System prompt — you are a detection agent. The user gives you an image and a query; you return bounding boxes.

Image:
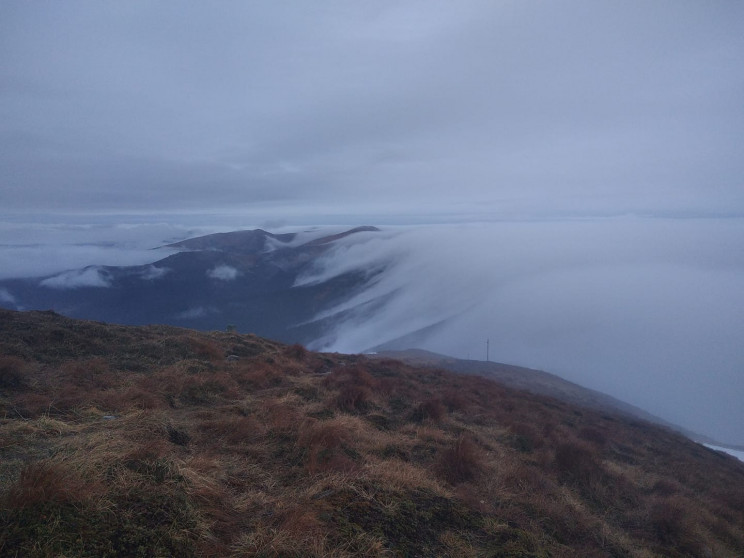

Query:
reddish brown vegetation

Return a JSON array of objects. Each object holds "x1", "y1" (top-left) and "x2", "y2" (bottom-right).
[
  {"x1": 0, "y1": 356, "x2": 29, "y2": 390},
  {"x1": 435, "y1": 435, "x2": 484, "y2": 484},
  {"x1": 5, "y1": 461, "x2": 95, "y2": 509},
  {"x1": 1, "y1": 308, "x2": 743, "y2": 557}
]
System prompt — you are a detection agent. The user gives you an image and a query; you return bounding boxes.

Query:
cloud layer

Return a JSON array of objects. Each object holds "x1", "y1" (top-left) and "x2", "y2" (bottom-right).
[
  {"x1": 40, "y1": 267, "x2": 111, "y2": 289},
  {"x1": 303, "y1": 219, "x2": 744, "y2": 445},
  {"x1": 207, "y1": 265, "x2": 240, "y2": 281},
  {"x1": 2, "y1": 2, "x2": 743, "y2": 220}
]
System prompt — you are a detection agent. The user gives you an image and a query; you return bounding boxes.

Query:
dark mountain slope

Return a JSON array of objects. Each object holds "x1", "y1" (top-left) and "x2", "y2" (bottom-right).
[
  {"x1": 0, "y1": 227, "x2": 381, "y2": 344},
  {"x1": 1, "y1": 309, "x2": 743, "y2": 557}
]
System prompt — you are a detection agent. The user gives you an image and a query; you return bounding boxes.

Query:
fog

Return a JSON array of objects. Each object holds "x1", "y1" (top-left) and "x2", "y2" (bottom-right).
[
  {"x1": 0, "y1": 221, "x2": 213, "y2": 279},
  {"x1": 300, "y1": 219, "x2": 744, "y2": 446},
  {"x1": 1, "y1": 3, "x2": 743, "y2": 445}
]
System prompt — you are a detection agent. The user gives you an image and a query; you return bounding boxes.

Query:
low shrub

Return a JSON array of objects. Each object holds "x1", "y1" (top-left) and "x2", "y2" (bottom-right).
[
  {"x1": 187, "y1": 337, "x2": 223, "y2": 361},
  {"x1": 0, "y1": 356, "x2": 29, "y2": 390},
  {"x1": 578, "y1": 426, "x2": 607, "y2": 447},
  {"x1": 440, "y1": 388, "x2": 470, "y2": 412},
  {"x1": 435, "y1": 435, "x2": 483, "y2": 485},
  {"x1": 647, "y1": 496, "x2": 705, "y2": 554},
  {"x1": 3, "y1": 461, "x2": 95, "y2": 510},
  {"x1": 509, "y1": 422, "x2": 543, "y2": 453},
  {"x1": 285, "y1": 343, "x2": 308, "y2": 362},
  {"x1": 411, "y1": 397, "x2": 446, "y2": 423},
  {"x1": 553, "y1": 439, "x2": 603, "y2": 486},
  {"x1": 298, "y1": 421, "x2": 357, "y2": 474},
  {"x1": 335, "y1": 384, "x2": 372, "y2": 413}
]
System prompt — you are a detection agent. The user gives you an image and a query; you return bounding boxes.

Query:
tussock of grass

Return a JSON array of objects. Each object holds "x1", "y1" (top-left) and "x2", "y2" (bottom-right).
[{"x1": 1, "y1": 308, "x2": 743, "y2": 557}]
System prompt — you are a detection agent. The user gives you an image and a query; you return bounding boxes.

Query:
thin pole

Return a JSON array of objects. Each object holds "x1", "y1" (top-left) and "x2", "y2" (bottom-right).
[{"x1": 486, "y1": 339, "x2": 489, "y2": 362}]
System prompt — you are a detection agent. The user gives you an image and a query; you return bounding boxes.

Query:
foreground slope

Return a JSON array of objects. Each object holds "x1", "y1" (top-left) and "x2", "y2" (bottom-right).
[
  {"x1": 1, "y1": 309, "x2": 743, "y2": 557},
  {"x1": 377, "y1": 349, "x2": 707, "y2": 442}
]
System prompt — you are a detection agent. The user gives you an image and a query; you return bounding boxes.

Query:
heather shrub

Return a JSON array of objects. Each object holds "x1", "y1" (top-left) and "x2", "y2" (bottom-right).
[
  {"x1": 197, "y1": 415, "x2": 261, "y2": 445},
  {"x1": 232, "y1": 361, "x2": 284, "y2": 389},
  {"x1": 4, "y1": 461, "x2": 95, "y2": 509},
  {"x1": 11, "y1": 391, "x2": 53, "y2": 418},
  {"x1": 651, "y1": 478, "x2": 679, "y2": 496},
  {"x1": 167, "y1": 424, "x2": 191, "y2": 446},
  {"x1": 187, "y1": 336, "x2": 223, "y2": 361},
  {"x1": 411, "y1": 397, "x2": 446, "y2": 423},
  {"x1": 0, "y1": 356, "x2": 29, "y2": 390},
  {"x1": 335, "y1": 384, "x2": 372, "y2": 413},
  {"x1": 99, "y1": 385, "x2": 164, "y2": 411},
  {"x1": 323, "y1": 365, "x2": 377, "y2": 390},
  {"x1": 578, "y1": 426, "x2": 607, "y2": 447},
  {"x1": 284, "y1": 343, "x2": 308, "y2": 362},
  {"x1": 262, "y1": 398, "x2": 301, "y2": 435},
  {"x1": 435, "y1": 435, "x2": 483, "y2": 484},
  {"x1": 509, "y1": 421, "x2": 542, "y2": 453},
  {"x1": 440, "y1": 388, "x2": 470, "y2": 412},
  {"x1": 647, "y1": 496, "x2": 704, "y2": 554},
  {"x1": 298, "y1": 420, "x2": 356, "y2": 473},
  {"x1": 553, "y1": 439, "x2": 603, "y2": 486}
]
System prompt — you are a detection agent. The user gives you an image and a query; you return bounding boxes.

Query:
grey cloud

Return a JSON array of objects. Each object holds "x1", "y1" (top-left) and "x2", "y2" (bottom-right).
[
  {"x1": 0, "y1": 221, "x2": 199, "y2": 279},
  {"x1": 207, "y1": 265, "x2": 239, "y2": 281},
  {"x1": 1, "y1": 2, "x2": 742, "y2": 218},
  {"x1": 40, "y1": 267, "x2": 112, "y2": 289},
  {"x1": 305, "y1": 219, "x2": 744, "y2": 445},
  {"x1": 139, "y1": 266, "x2": 170, "y2": 280},
  {"x1": 175, "y1": 306, "x2": 219, "y2": 320},
  {"x1": 0, "y1": 288, "x2": 17, "y2": 307},
  {"x1": 1, "y1": 1, "x2": 743, "y2": 448}
]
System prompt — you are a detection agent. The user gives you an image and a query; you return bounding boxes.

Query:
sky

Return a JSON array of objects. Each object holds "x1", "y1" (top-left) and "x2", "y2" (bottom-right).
[
  {"x1": 1, "y1": 3, "x2": 743, "y2": 444},
  {"x1": 2, "y1": 1, "x2": 743, "y2": 221}
]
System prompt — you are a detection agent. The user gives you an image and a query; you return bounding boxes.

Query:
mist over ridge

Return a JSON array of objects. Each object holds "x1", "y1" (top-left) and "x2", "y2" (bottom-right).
[{"x1": 298, "y1": 218, "x2": 744, "y2": 446}]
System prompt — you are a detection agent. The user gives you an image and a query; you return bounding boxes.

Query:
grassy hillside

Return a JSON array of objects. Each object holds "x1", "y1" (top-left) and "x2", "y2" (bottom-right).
[{"x1": 1, "y1": 309, "x2": 743, "y2": 557}]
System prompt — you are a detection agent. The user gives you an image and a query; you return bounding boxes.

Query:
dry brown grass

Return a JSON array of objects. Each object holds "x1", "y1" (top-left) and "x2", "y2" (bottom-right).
[
  {"x1": 1, "y1": 308, "x2": 743, "y2": 557},
  {"x1": 435, "y1": 435, "x2": 485, "y2": 485}
]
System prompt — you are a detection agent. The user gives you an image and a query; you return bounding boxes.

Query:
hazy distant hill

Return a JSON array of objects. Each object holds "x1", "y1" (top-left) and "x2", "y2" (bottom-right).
[
  {"x1": 1, "y1": 309, "x2": 743, "y2": 556},
  {"x1": 0, "y1": 226, "x2": 380, "y2": 344}
]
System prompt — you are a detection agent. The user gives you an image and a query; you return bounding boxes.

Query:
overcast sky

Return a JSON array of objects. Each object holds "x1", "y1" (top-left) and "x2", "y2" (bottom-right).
[
  {"x1": 1, "y1": 3, "x2": 743, "y2": 445},
  {"x1": 2, "y1": 1, "x2": 743, "y2": 221}
]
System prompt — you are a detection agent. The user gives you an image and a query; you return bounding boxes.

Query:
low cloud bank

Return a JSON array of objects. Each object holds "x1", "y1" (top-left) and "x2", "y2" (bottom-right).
[
  {"x1": 0, "y1": 288, "x2": 17, "y2": 307},
  {"x1": 0, "y1": 221, "x2": 215, "y2": 280},
  {"x1": 40, "y1": 267, "x2": 112, "y2": 289},
  {"x1": 139, "y1": 265, "x2": 170, "y2": 280},
  {"x1": 175, "y1": 306, "x2": 219, "y2": 320},
  {"x1": 304, "y1": 219, "x2": 744, "y2": 446},
  {"x1": 207, "y1": 265, "x2": 239, "y2": 281}
]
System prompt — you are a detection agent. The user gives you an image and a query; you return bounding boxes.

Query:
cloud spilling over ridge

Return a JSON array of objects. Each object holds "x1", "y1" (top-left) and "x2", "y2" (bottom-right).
[
  {"x1": 175, "y1": 306, "x2": 219, "y2": 320},
  {"x1": 0, "y1": 221, "x2": 201, "y2": 280},
  {"x1": 40, "y1": 267, "x2": 112, "y2": 289},
  {"x1": 207, "y1": 265, "x2": 239, "y2": 281},
  {"x1": 302, "y1": 219, "x2": 744, "y2": 445},
  {"x1": 0, "y1": 219, "x2": 247, "y2": 279},
  {"x1": 0, "y1": 288, "x2": 17, "y2": 307},
  {"x1": 139, "y1": 265, "x2": 170, "y2": 280}
]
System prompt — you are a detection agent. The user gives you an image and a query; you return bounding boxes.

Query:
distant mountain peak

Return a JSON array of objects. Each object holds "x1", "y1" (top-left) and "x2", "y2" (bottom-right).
[
  {"x1": 165, "y1": 228, "x2": 296, "y2": 253},
  {"x1": 165, "y1": 225, "x2": 380, "y2": 253}
]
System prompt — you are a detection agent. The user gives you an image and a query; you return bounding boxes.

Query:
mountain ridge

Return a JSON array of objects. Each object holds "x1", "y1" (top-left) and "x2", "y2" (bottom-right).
[
  {"x1": 0, "y1": 226, "x2": 382, "y2": 344},
  {"x1": 375, "y1": 348, "x2": 734, "y2": 449}
]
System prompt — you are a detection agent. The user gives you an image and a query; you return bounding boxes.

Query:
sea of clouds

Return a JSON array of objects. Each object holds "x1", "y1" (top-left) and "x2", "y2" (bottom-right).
[
  {"x1": 1, "y1": 217, "x2": 742, "y2": 445},
  {"x1": 297, "y1": 219, "x2": 744, "y2": 446}
]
